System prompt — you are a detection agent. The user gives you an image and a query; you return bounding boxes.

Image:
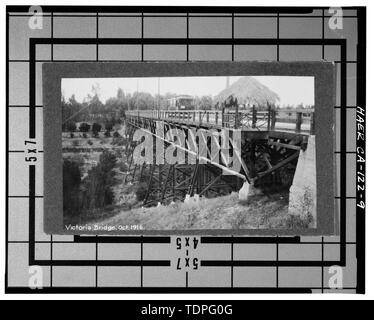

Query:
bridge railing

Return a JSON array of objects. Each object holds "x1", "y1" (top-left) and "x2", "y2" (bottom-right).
[{"x1": 125, "y1": 108, "x2": 315, "y2": 134}]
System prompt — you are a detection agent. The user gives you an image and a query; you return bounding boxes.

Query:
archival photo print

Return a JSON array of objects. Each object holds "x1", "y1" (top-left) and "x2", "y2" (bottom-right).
[{"x1": 61, "y1": 75, "x2": 316, "y2": 233}]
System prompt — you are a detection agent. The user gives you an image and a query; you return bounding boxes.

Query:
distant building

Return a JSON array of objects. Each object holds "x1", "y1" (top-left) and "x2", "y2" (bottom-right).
[{"x1": 167, "y1": 95, "x2": 195, "y2": 110}]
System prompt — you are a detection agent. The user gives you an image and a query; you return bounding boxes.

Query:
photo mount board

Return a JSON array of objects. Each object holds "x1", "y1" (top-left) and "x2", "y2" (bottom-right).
[
  {"x1": 5, "y1": 5, "x2": 365, "y2": 294},
  {"x1": 43, "y1": 61, "x2": 336, "y2": 236}
]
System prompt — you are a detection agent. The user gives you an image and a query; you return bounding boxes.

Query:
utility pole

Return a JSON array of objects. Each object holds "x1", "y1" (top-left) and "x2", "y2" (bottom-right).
[
  {"x1": 136, "y1": 79, "x2": 139, "y2": 111},
  {"x1": 157, "y1": 77, "x2": 160, "y2": 110}
]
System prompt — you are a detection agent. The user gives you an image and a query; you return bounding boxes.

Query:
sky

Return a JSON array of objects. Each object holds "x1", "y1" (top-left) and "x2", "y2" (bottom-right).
[{"x1": 61, "y1": 76, "x2": 315, "y2": 107}]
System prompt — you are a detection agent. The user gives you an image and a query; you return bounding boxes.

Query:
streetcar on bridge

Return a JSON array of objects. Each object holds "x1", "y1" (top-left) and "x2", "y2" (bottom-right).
[{"x1": 167, "y1": 95, "x2": 195, "y2": 110}]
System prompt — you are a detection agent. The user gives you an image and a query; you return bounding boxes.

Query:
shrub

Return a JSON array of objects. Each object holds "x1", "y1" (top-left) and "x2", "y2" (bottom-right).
[
  {"x1": 92, "y1": 123, "x2": 102, "y2": 137},
  {"x1": 105, "y1": 120, "x2": 114, "y2": 132},
  {"x1": 63, "y1": 159, "x2": 81, "y2": 217},
  {"x1": 118, "y1": 161, "x2": 128, "y2": 172},
  {"x1": 79, "y1": 122, "x2": 90, "y2": 133},
  {"x1": 87, "y1": 139, "x2": 93, "y2": 146},
  {"x1": 65, "y1": 122, "x2": 77, "y2": 132},
  {"x1": 111, "y1": 134, "x2": 126, "y2": 146},
  {"x1": 81, "y1": 151, "x2": 117, "y2": 210},
  {"x1": 135, "y1": 182, "x2": 149, "y2": 202}
]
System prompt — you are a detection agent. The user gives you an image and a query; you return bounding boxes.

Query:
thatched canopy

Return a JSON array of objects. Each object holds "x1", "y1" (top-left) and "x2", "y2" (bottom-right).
[{"x1": 214, "y1": 77, "x2": 280, "y2": 107}]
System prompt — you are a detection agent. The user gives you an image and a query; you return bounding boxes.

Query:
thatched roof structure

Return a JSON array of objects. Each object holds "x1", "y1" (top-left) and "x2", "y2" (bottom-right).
[{"x1": 214, "y1": 77, "x2": 280, "y2": 107}]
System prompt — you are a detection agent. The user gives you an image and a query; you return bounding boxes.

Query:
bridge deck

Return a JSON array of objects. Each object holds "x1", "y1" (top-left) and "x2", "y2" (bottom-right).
[
  {"x1": 123, "y1": 109, "x2": 311, "y2": 185},
  {"x1": 125, "y1": 108, "x2": 315, "y2": 135}
]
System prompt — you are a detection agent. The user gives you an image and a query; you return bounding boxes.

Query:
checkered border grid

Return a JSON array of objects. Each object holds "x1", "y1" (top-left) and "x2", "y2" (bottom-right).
[{"x1": 5, "y1": 6, "x2": 366, "y2": 293}]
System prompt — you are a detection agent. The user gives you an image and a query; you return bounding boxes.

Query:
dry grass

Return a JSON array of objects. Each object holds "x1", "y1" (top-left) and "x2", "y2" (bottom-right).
[{"x1": 93, "y1": 192, "x2": 291, "y2": 230}]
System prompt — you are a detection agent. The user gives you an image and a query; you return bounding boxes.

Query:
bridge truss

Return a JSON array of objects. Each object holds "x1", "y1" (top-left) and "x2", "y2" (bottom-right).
[{"x1": 122, "y1": 109, "x2": 311, "y2": 206}]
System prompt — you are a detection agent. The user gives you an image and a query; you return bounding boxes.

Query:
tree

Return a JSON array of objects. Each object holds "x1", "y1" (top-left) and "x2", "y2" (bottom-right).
[
  {"x1": 62, "y1": 94, "x2": 82, "y2": 123},
  {"x1": 92, "y1": 123, "x2": 102, "y2": 137},
  {"x1": 79, "y1": 122, "x2": 90, "y2": 133},
  {"x1": 105, "y1": 120, "x2": 114, "y2": 132},
  {"x1": 105, "y1": 88, "x2": 133, "y2": 116},
  {"x1": 63, "y1": 160, "x2": 82, "y2": 217},
  {"x1": 105, "y1": 97, "x2": 121, "y2": 114},
  {"x1": 65, "y1": 122, "x2": 76, "y2": 132},
  {"x1": 82, "y1": 151, "x2": 117, "y2": 209},
  {"x1": 88, "y1": 93, "x2": 104, "y2": 115},
  {"x1": 197, "y1": 95, "x2": 213, "y2": 110},
  {"x1": 112, "y1": 132, "x2": 126, "y2": 146},
  {"x1": 104, "y1": 118, "x2": 116, "y2": 137},
  {"x1": 130, "y1": 92, "x2": 156, "y2": 110},
  {"x1": 135, "y1": 182, "x2": 149, "y2": 201}
]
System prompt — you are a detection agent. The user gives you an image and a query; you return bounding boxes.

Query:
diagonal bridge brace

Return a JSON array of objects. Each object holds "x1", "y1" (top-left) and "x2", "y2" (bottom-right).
[{"x1": 128, "y1": 121, "x2": 250, "y2": 183}]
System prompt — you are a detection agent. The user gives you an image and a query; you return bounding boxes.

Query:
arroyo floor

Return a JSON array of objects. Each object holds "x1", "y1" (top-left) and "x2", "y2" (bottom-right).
[{"x1": 95, "y1": 192, "x2": 290, "y2": 230}]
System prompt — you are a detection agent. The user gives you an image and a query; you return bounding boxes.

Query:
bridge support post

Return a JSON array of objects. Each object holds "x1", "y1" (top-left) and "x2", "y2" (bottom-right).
[
  {"x1": 188, "y1": 164, "x2": 199, "y2": 196},
  {"x1": 238, "y1": 138, "x2": 261, "y2": 203},
  {"x1": 234, "y1": 104, "x2": 239, "y2": 129},
  {"x1": 239, "y1": 180, "x2": 262, "y2": 203},
  {"x1": 296, "y1": 112, "x2": 302, "y2": 133},
  {"x1": 125, "y1": 153, "x2": 133, "y2": 184},
  {"x1": 310, "y1": 112, "x2": 316, "y2": 135},
  {"x1": 288, "y1": 135, "x2": 316, "y2": 227},
  {"x1": 270, "y1": 110, "x2": 276, "y2": 130},
  {"x1": 252, "y1": 105, "x2": 257, "y2": 129},
  {"x1": 131, "y1": 164, "x2": 138, "y2": 183},
  {"x1": 143, "y1": 164, "x2": 156, "y2": 205}
]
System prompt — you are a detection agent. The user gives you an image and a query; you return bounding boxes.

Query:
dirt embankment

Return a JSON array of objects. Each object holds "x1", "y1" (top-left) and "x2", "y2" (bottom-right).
[{"x1": 95, "y1": 192, "x2": 290, "y2": 230}]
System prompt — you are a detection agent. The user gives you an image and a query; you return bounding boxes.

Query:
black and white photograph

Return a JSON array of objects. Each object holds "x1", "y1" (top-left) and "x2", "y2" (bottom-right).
[
  {"x1": 61, "y1": 74, "x2": 318, "y2": 232},
  {"x1": 4, "y1": 2, "x2": 367, "y2": 297}
]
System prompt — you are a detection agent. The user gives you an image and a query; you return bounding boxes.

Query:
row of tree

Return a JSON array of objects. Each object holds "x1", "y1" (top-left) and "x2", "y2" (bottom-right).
[
  {"x1": 62, "y1": 118, "x2": 118, "y2": 136},
  {"x1": 62, "y1": 87, "x2": 215, "y2": 125}
]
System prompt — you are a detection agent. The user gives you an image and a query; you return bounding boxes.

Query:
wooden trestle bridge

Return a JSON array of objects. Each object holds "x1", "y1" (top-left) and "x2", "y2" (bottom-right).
[{"x1": 122, "y1": 108, "x2": 315, "y2": 206}]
